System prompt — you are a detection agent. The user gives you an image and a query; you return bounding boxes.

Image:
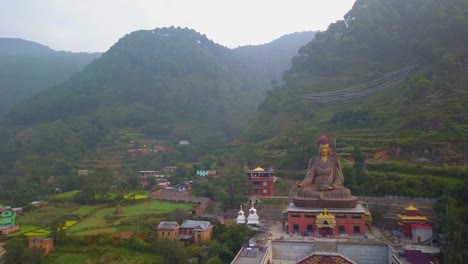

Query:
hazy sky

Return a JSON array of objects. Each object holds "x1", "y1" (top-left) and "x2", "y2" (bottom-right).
[{"x1": 1, "y1": 0, "x2": 355, "y2": 53}]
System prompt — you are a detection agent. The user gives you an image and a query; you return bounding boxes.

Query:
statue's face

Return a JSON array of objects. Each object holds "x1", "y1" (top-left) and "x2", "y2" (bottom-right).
[{"x1": 319, "y1": 144, "x2": 330, "y2": 157}]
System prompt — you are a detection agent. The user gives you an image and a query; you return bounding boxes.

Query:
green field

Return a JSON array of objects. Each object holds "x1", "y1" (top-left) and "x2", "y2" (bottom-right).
[{"x1": 16, "y1": 198, "x2": 194, "y2": 238}]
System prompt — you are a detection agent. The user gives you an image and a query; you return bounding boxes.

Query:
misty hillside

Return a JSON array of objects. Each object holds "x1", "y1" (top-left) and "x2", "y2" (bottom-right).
[
  {"x1": 243, "y1": 0, "x2": 468, "y2": 167},
  {"x1": 0, "y1": 27, "x2": 314, "y2": 176},
  {"x1": 232, "y1": 31, "x2": 316, "y2": 86},
  {"x1": 0, "y1": 38, "x2": 55, "y2": 55},
  {"x1": 0, "y1": 38, "x2": 101, "y2": 115}
]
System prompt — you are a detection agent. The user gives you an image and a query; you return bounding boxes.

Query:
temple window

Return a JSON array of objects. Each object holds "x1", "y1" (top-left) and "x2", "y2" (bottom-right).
[
  {"x1": 338, "y1": 226, "x2": 345, "y2": 233},
  {"x1": 307, "y1": 225, "x2": 314, "y2": 232},
  {"x1": 263, "y1": 189, "x2": 268, "y2": 194},
  {"x1": 293, "y1": 224, "x2": 300, "y2": 232},
  {"x1": 291, "y1": 213, "x2": 300, "y2": 218},
  {"x1": 353, "y1": 225, "x2": 361, "y2": 233},
  {"x1": 352, "y1": 214, "x2": 362, "y2": 219},
  {"x1": 305, "y1": 214, "x2": 315, "y2": 218},
  {"x1": 263, "y1": 182, "x2": 268, "y2": 186}
]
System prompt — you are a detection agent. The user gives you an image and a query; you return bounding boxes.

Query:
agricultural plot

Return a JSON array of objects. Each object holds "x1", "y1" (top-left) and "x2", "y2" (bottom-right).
[{"x1": 15, "y1": 192, "x2": 194, "y2": 238}]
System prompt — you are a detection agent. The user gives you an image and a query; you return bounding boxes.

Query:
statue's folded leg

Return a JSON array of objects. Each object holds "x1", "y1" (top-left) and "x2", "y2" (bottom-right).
[{"x1": 299, "y1": 188, "x2": 321, "y2": 199}]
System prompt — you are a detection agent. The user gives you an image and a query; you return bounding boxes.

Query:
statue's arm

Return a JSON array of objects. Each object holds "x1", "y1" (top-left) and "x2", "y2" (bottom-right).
[
  {"x1": 332, "y1": 157, "x2": 345, "y2": 187},
  {"x1": 301, "y1": 158, "x2": 316, "y2": 186}
]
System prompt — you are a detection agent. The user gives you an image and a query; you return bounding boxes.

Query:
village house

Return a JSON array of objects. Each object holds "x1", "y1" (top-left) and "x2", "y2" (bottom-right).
[
  {"x1": 0, "y1": 224, "x2": 19, "y2": 235},
  {"x1": 163, "y1": 166, "x2": 177, "y2": 174},
  {"x1": 153, "y1": 145, "x2": 169, "y2": 152},
  {"x1": 179, "y1": 140, "x2": 190, "y2": 146},
  {"x1": 180, "y1": 220, "x2": 213, "y2": 244},
  {"x1": 156, "y1": 221, "x2": 180, "y2": 240},
  {"x1": 156, "y1": 220, "x2": 213, "y2": 244},
  {"x1": 196, "y1": 170, "x2": 209, "y2": 177},
  {"x1": 29, "y1": 237, "x2": 54, "y2": 256},
  {"x1": 78, "y1": 169, "x2": 88, "y2": 176},
  {"x1": 128, "y1": 148, "x2": 153, "y2": 154}
]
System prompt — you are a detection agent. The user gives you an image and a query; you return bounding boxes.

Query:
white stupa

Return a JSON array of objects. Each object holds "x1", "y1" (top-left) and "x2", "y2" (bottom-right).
[
  {"x1": 247, "y1": 201, "x2": 259, "y2": 225},
  {"x1": 236, "y1": 204, "x2": 247, "y2": 224}
]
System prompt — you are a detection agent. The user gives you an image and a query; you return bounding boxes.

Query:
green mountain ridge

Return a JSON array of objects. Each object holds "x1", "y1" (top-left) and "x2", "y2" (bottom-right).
[
  {"x1": 0, "y1": 27, "x2": 314, "y2": 176},
  {"x1": 0, "y1": 38, "x2": 101, "y2": 115},
  {"x1": 243, "y1": 0, "x2": 468, "y2": 167}
]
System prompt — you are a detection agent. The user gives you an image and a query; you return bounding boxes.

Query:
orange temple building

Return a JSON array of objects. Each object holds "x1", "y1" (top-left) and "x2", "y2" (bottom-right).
[
  {"x1": 287, "y1": 206, "x2": 367, "y2": 236},
  {"x1": 397, "y1": 204, "x2": 429, "y2": 238},
  {"x1": 246, "y1": 167, "x2": 276, "y2": 196}
]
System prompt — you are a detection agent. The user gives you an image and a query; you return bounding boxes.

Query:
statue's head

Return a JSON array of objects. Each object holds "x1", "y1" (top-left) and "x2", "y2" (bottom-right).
[{"x1": 317, "y1": 134, "x2": 331, "y2": 157}]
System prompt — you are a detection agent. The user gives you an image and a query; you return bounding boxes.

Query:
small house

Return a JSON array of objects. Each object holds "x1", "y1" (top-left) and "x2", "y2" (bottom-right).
[
  {"x1": 196, "y1": 170, "x2": 209, "y2": 177},
  {"x1": 29, "y1": 238, "x2": 54, "y2": 256},
  {"x1": 156, "y1": 221, "x2": 180, "y2": 240},
  {"x1": 180, "y1": 220, "x2": 213, "y2": 244}
]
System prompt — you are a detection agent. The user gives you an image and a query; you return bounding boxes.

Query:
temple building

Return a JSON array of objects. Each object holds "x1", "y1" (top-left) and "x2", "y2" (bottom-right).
[
  {"x1": 397, "y1": 204, "x2": 431, "y2": 242},
  {"x1": 0, "y1": 205, "x2": 19, "y2": 235},
  {"x1": 246, "y1": 167, "x2": 276, "y2": 196},
  {"x1": 286, "y1": 204, "x2": 367, "y2": 236}
]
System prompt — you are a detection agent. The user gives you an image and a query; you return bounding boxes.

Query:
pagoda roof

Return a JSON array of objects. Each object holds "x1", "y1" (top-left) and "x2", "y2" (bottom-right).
[
  {"x1": 397, "y1": 214, "x2": 427, "y2": 221},
  {"x1": 253, "y1": 167, "x2": 264, "y2": 171},
  {"x1": 404, "y1": 204, "x2": 419, "y2": 211}
]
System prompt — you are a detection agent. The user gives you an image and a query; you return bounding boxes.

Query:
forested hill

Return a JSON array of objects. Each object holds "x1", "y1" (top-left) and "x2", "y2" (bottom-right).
[
  {"x1": 0, "y1": 38, "x2": 101, "y2": 115},
  {"x1": 243, "y1": 0, "x2": 468, "y2": 167},
  {"x1": 0, "y1": 27, "x2": 314, "y2": 175},
  {"x1": 232, "y1": 31, "x2": 316, "y2": 86}
]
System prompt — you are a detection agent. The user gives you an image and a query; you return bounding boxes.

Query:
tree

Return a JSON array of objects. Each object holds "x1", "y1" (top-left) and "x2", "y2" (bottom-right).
[
  {"x1": 154, "y1": 239, "x2": 188, "y2": 264},
  {"x1": 49, "y1": 216, "x2": 67, "y2": 246},
  {"x1": 3, "y1": 237, "x2": 45, "y2": 264},
  {"x1": 434, "y1": 195, "x2": 468, "y2": 263}
]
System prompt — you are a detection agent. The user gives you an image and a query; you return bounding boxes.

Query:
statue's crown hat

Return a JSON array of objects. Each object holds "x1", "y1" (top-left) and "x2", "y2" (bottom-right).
[{"x1": 317, "y1": 134, "x2": 331, "y2": 145}]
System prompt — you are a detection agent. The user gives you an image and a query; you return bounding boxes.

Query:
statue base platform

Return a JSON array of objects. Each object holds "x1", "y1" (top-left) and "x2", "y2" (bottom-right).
[{"x1": 292, "y1": 195, "x2": 358, "y2": 208}]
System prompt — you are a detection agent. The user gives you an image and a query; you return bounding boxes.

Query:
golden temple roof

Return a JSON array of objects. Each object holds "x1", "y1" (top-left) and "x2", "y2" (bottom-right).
[
  {"x1": 404, "y1": 204, "x2": 419, "y2": 211},
  {"x1": 316, "y1": 208, "x2": 336, "y2": 228},
  {"x1": 253, "y1": 167, "x2": 264, "y2": 171},
  {"x1": 397, "y1": 214, "x2": 427, "y2": 221},
  {"x1": 317, "y1": 208, "x2": 334, "y2": 218}
]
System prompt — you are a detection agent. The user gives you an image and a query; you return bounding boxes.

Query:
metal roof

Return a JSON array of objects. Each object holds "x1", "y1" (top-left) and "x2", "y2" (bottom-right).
[
  {"x1": 180, "y1": 220, "x2": 211, "y2": 231},
  {"x1": 157, "y1": 221, "x2": 179, "y2": 230}
]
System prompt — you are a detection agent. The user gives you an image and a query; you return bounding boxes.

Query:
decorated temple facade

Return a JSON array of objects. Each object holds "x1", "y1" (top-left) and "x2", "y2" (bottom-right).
[
  {"x1": 0, "y1": 205, "x2": 19, "y2": 235},
  {"x1": 246, "y1": 167, "x2": 276, "y2": 196},
  {"x1": 397, "y1": 204, "x2": 430, "y2": 239},
  {"x1": 287, "y1": 204, "x2": 367, "y2": 236}
]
